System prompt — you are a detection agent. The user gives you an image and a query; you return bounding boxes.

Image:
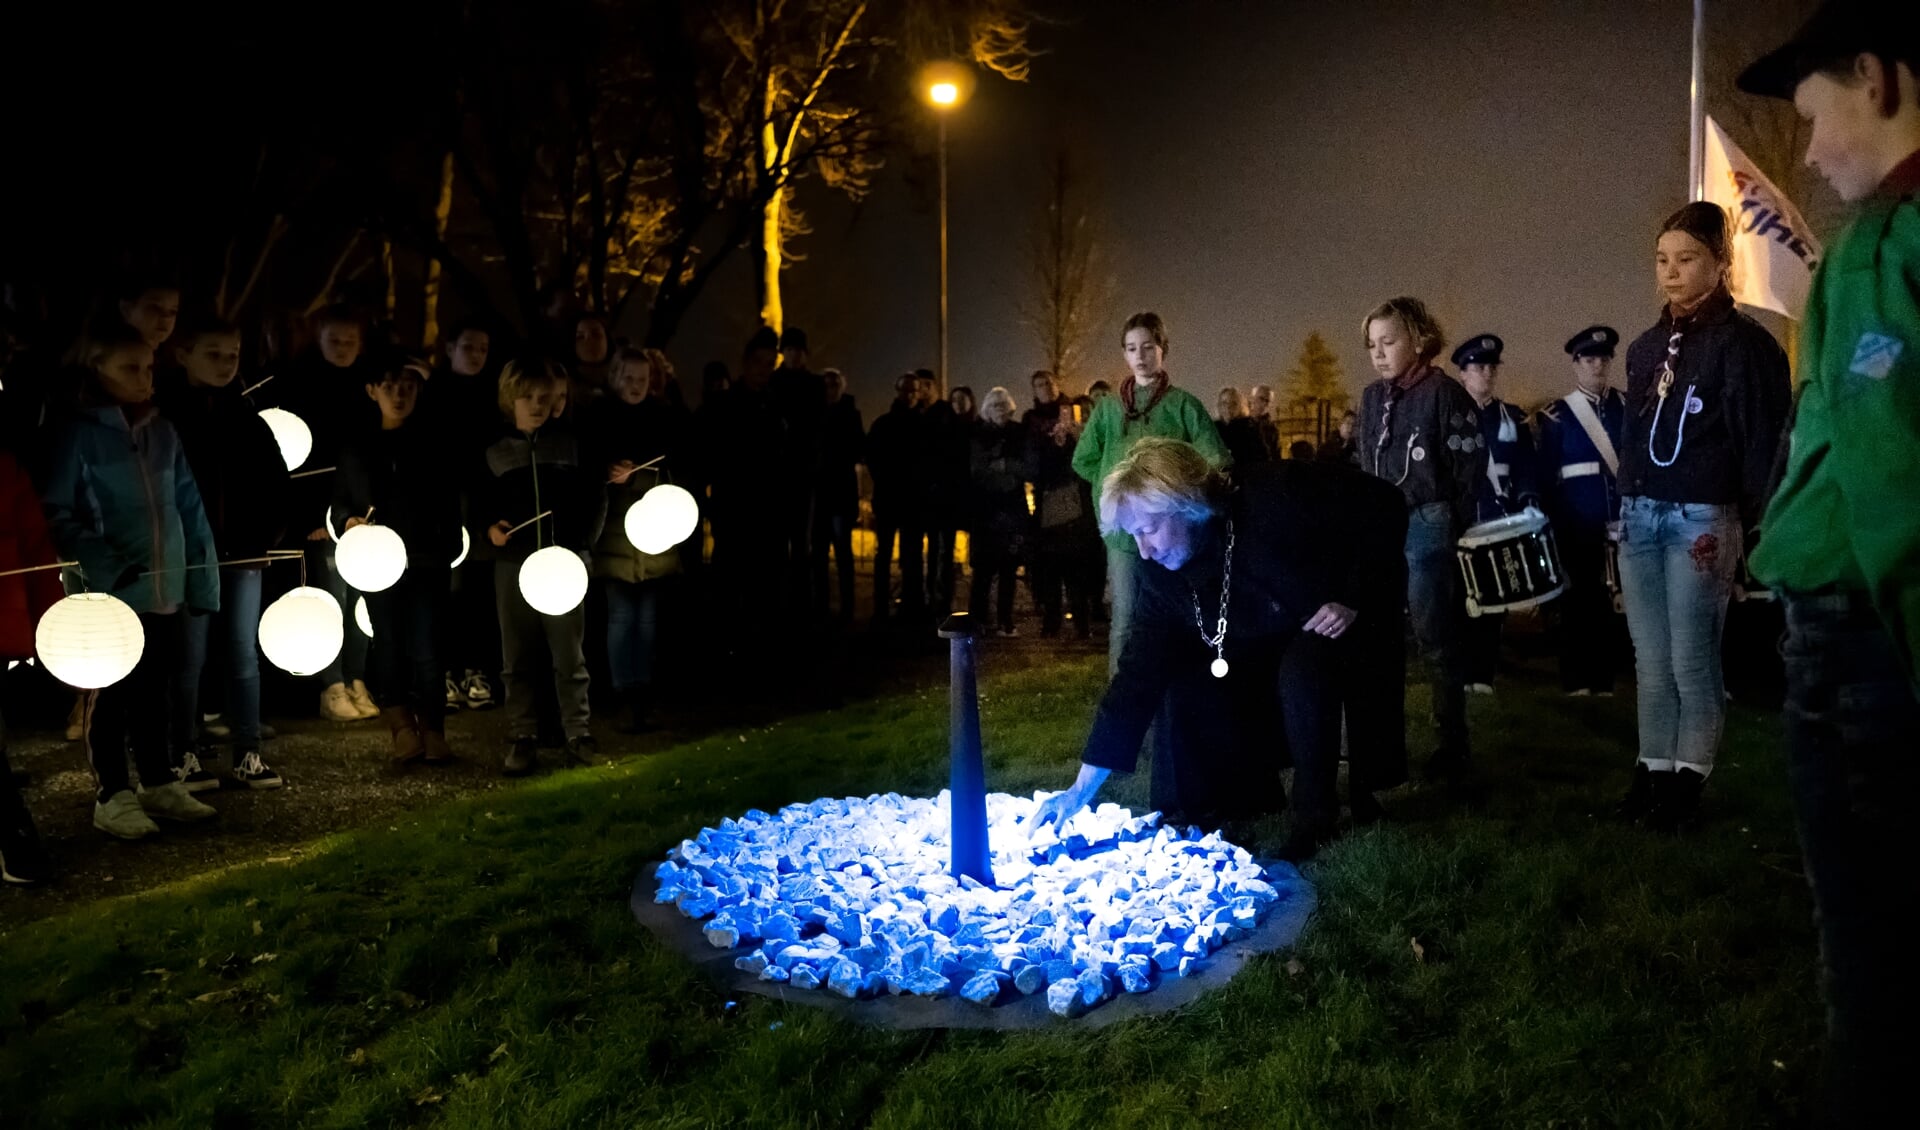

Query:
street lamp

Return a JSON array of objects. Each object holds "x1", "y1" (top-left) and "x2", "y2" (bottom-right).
[{"x1": 918, "y1": 61, "x2": 975, "y2": 393}]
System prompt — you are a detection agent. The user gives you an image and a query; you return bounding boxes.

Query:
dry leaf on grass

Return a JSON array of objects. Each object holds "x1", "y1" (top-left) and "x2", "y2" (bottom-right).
[{"x1": 1410, "y1": 937, "x2": 1426, "y2": 963}]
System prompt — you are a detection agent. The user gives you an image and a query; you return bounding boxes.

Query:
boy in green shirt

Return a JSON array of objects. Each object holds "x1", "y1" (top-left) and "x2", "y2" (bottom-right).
[{"x1": 1738, "y1": 4, "x2": 1920, "y2": 1122}]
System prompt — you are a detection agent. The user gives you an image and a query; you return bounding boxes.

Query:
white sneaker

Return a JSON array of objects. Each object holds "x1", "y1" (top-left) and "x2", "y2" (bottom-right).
[
  {"x1": 230, "y1": 750, "x2": 284, "y2": 790},
  {"x1": 463, "y1": 670, "x2": 494, "y2": 709},
  {"x1": 320, "y1": 682, "x2": 361, "y2": 722},
  {"x1": 348, "y1": 680, "x2": 380, "y2": 719},
  {"x1": 175, "y1": 750, "x2": 222, "y2": 794},
  {"x1": 139, "y1": 781, "x2": 217, "y2": 822},
  {"x1": 1565, "y1": 688, "x2": 1593, "y2": 698},
  {"x1": 1466, "y1": 683, "x2": 1495, "y2": 696},
  {"x1": 445, "y1": 674, "x2": 464, "y2": 710},
  {"x1": 94, "y1": 790, "x2": 160, "y2": 839}
]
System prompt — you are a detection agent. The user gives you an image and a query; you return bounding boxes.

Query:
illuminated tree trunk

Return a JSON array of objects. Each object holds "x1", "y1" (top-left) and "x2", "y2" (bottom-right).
[{"x1": 421, "y1": 151, "x2": 456, "y2": 346}]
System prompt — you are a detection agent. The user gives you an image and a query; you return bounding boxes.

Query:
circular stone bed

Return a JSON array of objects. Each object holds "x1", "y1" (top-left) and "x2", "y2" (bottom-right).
[{"x1": 634, "y1": 791, "x2": 1316, "y2": 1027}]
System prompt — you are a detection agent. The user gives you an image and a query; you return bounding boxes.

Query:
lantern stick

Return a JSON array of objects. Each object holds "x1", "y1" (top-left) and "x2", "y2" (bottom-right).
[
  {"x1": 240, "y1": 374, "x2": 275, "y2": 396},
  {"x1": 0, "y1": 560, "x2": 78, "y2": 579},
  {"x1": 289, "y1": 465, "x2": 337, "y2": 479},
  {"x1": 137, "y1": 551, "x2": 308, "y2": 578},
  {"x1": 504, "y1": 510, "x2": 553, "y2": 538}
]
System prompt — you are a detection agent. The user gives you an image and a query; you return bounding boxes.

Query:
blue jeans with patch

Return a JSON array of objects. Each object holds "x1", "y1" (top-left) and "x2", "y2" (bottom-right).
[
  {"x1": 1617, "y1": 497, "x2": 1739, "y2": 773},
  {"x1": 1406, "y1": 502, "x2": 1469, "y2": 756},
  {"x1": 177, "y1": 567, "x2": 264, "y2": 752}
]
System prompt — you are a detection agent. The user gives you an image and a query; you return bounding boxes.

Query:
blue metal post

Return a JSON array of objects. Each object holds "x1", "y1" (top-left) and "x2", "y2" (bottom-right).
[{"x1": 939, "y1": 613, "x2": 993, "y2": 886}]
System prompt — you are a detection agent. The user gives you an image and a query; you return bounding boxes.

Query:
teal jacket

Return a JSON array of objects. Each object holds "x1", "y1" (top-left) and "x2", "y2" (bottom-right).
[
  {"x1": 1071, "y1": 384, "x2": 1229, "y2": 550},
  {"x1": 41, "y1": 403, "x2": 220, "y2": 615},
  {"x1": 1752, "y1": 158, "x2": 1920, "y2": 686}
]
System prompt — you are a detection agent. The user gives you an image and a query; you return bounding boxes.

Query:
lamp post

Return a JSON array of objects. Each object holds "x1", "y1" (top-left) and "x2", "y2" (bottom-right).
[{"x1": 919, "y1": 62, "x2": 975, "y2": 392}]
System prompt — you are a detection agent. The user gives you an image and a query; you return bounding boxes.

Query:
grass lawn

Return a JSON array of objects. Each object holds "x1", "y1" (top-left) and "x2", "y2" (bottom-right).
[{"x1": 0, "y1": 653, "x2": 1821, "y2": 1128}]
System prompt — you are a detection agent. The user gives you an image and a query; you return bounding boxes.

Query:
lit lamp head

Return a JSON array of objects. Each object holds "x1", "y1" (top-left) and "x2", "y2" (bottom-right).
[
  {"x1": 257, "y1": 407, "x2": 313, "y2": 472},
  {"x1": 258, "y1": 586, "x2": 344, "y2": 676},
  {"x1": 918, "y1": 60, "x2": 976, "y2": 111}
]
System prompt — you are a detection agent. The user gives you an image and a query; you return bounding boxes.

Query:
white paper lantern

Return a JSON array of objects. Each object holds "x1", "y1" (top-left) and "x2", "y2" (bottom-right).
[
  {"x1": 259, "y1": 586, "x2": 343, "y2": 676},
  {"x1": 518, "y1": 546, "x2": 588, "y2": 616},
  {"x1": 625, "y1": 484, "x2": 700, "y2": 555},
  {"x1": 258, "y1": 407, "x2": 313, "y2": 472},
  {"x1": 335, "y1": 524, "x2": 407, "y2": 593},
  {"x1": 450, "y1": 527, "x2": 471, "y2": 569},
  {"x1": 35, "y1": 593, "x2": 145, "y2": 689},
  {"x1": 324, "y1": 505, "x2": 341, "y2": 543},
  {"x1": 354, "y1": 595, "x2": 373, "y2": 638}
]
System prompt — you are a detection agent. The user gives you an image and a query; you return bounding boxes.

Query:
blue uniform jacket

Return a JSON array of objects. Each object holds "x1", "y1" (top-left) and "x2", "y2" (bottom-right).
[
  {"x1": 1535, "y1": 388, "x2": 1626, "y2": 534},
  {"x1": 1472, "y1": 398, "x2": 1540, "y2": 524}
]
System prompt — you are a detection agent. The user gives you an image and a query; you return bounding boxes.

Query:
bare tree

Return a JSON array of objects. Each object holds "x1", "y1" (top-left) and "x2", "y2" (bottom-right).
[{"x1": 1022, "y1": 144, "x2": 1111, "y2": 390}]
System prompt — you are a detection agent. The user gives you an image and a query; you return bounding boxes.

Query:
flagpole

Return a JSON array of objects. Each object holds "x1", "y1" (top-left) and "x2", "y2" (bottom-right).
[{"x1": 1688, "y1": 0, "x2": 1706, "y2": 201}]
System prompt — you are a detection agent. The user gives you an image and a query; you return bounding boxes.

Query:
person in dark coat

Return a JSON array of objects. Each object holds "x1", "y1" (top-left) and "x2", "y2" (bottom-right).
[
  {"x1": 1214, "y1": 387, "x2": 1270, "y2": 468},
  {"x1": 967, "y1": 387, "x2": 1029, "y2": 635},
  {"x1": 1026, "y1": 394, "x2": 1101, "y2": 638},
  {"x1": 811, "y1": 368, "x2": 863, "y2": 623},
  {"x1": 1451, "y1": 333, "x2": 1541, "y2": 694},
  {"x1": 866, "y1": 373, "x2": 931, "y2": 625},
  {"x1": 422, "y1": 318, "x2": 500, "y2": 711},
  {"x1": 1029, "y1": 438, "x2": 1408, "y2": 862},
  {"x1": 769, "y1": 326, "x2": 825, "y2": 618},
  {"x1": 1317, "y1": 410, "x2": 1360, "y2": 467}
]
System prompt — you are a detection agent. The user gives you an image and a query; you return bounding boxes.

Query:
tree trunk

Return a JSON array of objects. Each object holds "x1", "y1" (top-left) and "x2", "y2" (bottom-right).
[{"x1": 422, "y1": 151, "x2": 456, "y2": 347}]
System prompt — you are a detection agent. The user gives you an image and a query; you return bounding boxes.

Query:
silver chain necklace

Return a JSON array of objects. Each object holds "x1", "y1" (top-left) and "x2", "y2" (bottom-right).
[{"x1": 1190, "y1": 519, "x2": 1235, "y2": 678}]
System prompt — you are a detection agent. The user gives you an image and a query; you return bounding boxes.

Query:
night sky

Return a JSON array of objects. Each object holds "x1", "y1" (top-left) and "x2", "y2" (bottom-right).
[{"x1": 668, "y1": 0, "x2": 1799, "y2": 416}]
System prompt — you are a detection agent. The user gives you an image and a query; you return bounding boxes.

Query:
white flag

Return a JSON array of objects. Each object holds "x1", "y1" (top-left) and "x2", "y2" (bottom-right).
[{"x1": 1703, "y1": 116, "x2": 1822, "y2": 318}]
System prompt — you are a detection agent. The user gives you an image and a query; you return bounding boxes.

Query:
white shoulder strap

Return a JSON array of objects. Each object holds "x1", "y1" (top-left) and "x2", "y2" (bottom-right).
[{"x1": 1563, "y1": 392, "x2": 1619, "y2": 477}]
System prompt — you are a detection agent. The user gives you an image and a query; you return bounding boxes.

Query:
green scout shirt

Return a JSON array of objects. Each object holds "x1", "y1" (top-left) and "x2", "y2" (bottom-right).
[
  {"x1": 1750, "y1": 162, "x2": 1920, "y2": 686},
  {"x1": 1070, "y1": 384, "x2": 1230, "y2": 551}
]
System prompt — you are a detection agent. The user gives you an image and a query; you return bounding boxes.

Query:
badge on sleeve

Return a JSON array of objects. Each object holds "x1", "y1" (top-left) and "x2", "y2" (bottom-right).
[{"x1": 1849, "y1": 332, "x2": 1904, "y2": 380}]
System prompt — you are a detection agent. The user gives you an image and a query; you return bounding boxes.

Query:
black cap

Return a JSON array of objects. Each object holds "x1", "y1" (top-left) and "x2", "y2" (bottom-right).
[
  {"x1": 779, "y1": 325, "x2": 809, "y2": 352},
  {"x1": 1565, "y1": 325, "x2": 1619, "y2": 358},
  {"x1": 1450, "y1": 334, "x2": 1503, "y2": 368},
  {"x1": 1736, "y1": 1, "x2": 1919, "y2": 100}
]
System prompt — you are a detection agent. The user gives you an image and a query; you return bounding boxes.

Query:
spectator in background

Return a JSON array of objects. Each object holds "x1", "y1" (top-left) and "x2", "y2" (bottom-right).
[
  {"x1": 710, "y1": 329, "x2": 785, "y2": 654},
  {"x1": 1248, "y1": 384, "x2": 1281, "y2": 459},
  {"x1": 425, "y1": 318, "x2": 501, "y2": 711},
  {"x1": 117, "y1": 277, "x2": 181, "y2": 350},
  {"x1": 813, "y1": 368, "x2": 863, "y2": 624},
  {"x1": 1087, "y1": 379, "x2": 1112, "y2": 403},
  {"x1": 770, "y1": 326, "x2": 824, "y2": 618},
  {"x1": 968, "y1": 386, "x2": 1028, "y2": 636},
  {"x1": 572, "y1": 313, "x2": 612, "y2": 399},
  {"x1": 1289, "y1": 439, "x2": 1316, "y2": 461},
  {"x1": 923, "y1": 372, "x2": 967, "y2": 615},
  {"x1": 1317, "y1": 410, "x2": 1360, "y2": 466},
  {"x1": 1214, "y1": 386, "x2": 1270, "y2": 467},
  {"x1": 868, "y1": 372, "x2": 931, "y2": 627},
  {"x1": 1028, "y1": 395, "x2": 1101, "y2": 639}
]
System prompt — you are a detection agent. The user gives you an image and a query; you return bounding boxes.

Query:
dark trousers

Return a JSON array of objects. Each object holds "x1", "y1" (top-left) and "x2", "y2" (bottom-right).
[
  {"x1": 447, "y1": 558, "x2": 502, "y2": 679},
  {"x1": 1555, "y1": 530, "x2": 1624, "y2": 693},
  {"x1": 1462, "y1": 610, "x2": 1505, "y2": 685},
  {"x1": 1407, "y1": 502, "x2": 1470, "y2": 756},
  {"x1": 89, "y1": 610, "x2": 187, "y2": 800},
  {"x1": 367, "y1": 568, "x2": 450, "y2": 728},
  {"x1": 494, "y1": 560, "x2": 591, "y2": 739},
  {"x1": 811, "y1": 509, "x2": 856, "y2": 621},
  {"x1": 968, "y1": 531, "x2": 1020, "y2": 631},
  {"x1": 1342, "y1": 603, "x2": 1410, "y2": 794},
  {"x1": 1030, "y1": 537, "x2": 1097, "y2": 636},
  {"x1": 1150, "y1": 631, "x2": 1341, "y2": 825},
  {"x1": 926, "y1": 526, "x2": 957, "y2": 615},
  {"x1": 1782, "y1": 590, "x2": 1920, "y2": 1128},
  {"x1": 873, "y1": 515, "x2": 925, "y2": 621},
  {"x1": 603, "y1": 577, "x2": 659, "y2": 692}
]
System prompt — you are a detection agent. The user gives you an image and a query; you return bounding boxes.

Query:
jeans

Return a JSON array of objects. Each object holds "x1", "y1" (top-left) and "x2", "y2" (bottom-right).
[
  {"x1": 1106, "y1": 543, "x2": 1141, "y2": 675},
  {"x1": 603, "y1": 578, "x2": 659, "y2": 692},
  {"x1": 317, "y1": 549, "x2": 369, "y2": 687},
  {"x1": 872, "y1": 516, "x2": 925, "y2": 621},
  {"x1": 494, "y1": 559, "x2": 591, "y2": 739},
  {"x1": 1406, "y1": 502, "x2": 1469, "y2": 755},
  {"x1": 177, "y1": 567, "x2": 264, "y2": 752},
  {"x1": 1617, "y1": 497, "x2": 1739, "y2": 773},
  {"x1": 1781, "y1": 590, "x2": 1920, "y2": 1128},
  {"x1": 89, "y1": 610, "x2": 186, "y2": 800},
  {"x1": 367, "y1": 568, "x2": 450, "y2": 728}
]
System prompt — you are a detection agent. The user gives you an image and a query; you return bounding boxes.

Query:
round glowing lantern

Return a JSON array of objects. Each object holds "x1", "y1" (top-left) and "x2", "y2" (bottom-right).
[
  {"x1": 335, "y1": 524, "x2": 407, "y2": 593},
  {"x1": 258, "y1": 586, "x2": 344, "y2": 676},
  {"x1": 35, "y1": 593, "x2": 145, "y2": 689},
  {"x1": 257, "y1": 407, "x2": 313, "y2": 472},
  {"x1": 354, "y1": 595, "x2": 374, "y2": 638},
  {"x1": 450, "y1": 527, "x2": 471, "y2": 569},
  {"x1": 518, "y1": 546, "x2": 588, "y2": 616},
  {"x1": 624, "y1": 484, "x2": 700, "y2": 555}
]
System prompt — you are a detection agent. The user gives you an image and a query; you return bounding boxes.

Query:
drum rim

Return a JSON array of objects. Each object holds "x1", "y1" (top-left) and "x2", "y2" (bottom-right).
[
  {"x1": 1459, "y1": 510, "x2": 1551, "y2": 547},
  {"x1": 1468, "y1": 579, "x2": 1567, "y2": 615}
]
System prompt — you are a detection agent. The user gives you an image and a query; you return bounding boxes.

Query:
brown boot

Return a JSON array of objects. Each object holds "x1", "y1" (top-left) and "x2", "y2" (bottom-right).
[
  {"x1": 382, "y1": 707, "x2": 424, "y2": 765},
  {"x1": 420, "y1": 728, "x2": 455, "y2": 765}
]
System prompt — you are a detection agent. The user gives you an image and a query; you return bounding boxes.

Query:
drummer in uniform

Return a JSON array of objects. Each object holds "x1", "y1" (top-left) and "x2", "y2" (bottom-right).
[
  {"x1": 1452, "y1": 333, "x2": 1541, "y2": 695},
  {"x1": 1536, "y1": 325, "x2": 1628, "y2": 696}
]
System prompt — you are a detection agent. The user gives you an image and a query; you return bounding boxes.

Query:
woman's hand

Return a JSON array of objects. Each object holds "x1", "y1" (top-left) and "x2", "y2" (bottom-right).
[
  {"x1": 1303, "y1": 602, "x2": 1358, "y2": 638},
  {"x1": 1026, "y1": 764, "x2": 1111, "y2": 837},
  {"x1": 487, "y1": 520, "x2": 514, "y2": 548}
]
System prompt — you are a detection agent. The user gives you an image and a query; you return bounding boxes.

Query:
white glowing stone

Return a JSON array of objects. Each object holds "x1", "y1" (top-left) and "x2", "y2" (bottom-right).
[
  {"x1": 625, "y1": 484, "x2": 700, "y2": 555},
  {"x1": 257, "y1": 407, "x2": 312, "y2": 472},
  {"x1": 258, "y1": 586, "x2": 343, "y2": 676},
  {"x1": 354, "y1": 595, "x2": 373, "y2": 638},
  {"x1": 335, "y1": 524, "x2": 407, "y2": 593},
  {"x1": 449, "y1": 527, "x2": 471, "y2": 569},
  {"x1": 33, "y1": 593, "x2": 143, "y2": 689},
  {"x1": 518, "y1": 546, "x2": 588, "y2": 616}
]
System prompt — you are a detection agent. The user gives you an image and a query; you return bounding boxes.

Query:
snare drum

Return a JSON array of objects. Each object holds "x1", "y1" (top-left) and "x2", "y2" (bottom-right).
[{"x1": 1455, "y1": 508, "x2": 1566, "y2": 617}]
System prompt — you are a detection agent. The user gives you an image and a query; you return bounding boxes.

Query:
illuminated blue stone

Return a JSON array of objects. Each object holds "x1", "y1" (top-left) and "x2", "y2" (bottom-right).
[
  {"x1": 902, "y1": 967, "x2": 954, "y2": 997},
  {"x1": 735, "y1": 951, "x2": 769, "y2": 975},
  {"x1": 1013, "y1": 962, "x2": 1048, "y2": 995},
  {"x1": 1117, "y1": 958, "x2": 1153, "y2": 994},
  {"x1": 1046, "y1": 978, "x2": 1089, "y2": 1018},
  {"x1": 1177, "y1": 955, "x2": 1202, "y2": 978},
  {"x1": 827, "y1": 958, "x2": 868, "y2": 999},
  {"x1": 960, "y1": 970, "x2": 1008, "y2": 1005},
  {"x1": 789, "y1": 964, "x2": 822, "y2": 990},
  {"x1": 759, "y1": 963, "x2": 789, "y2": 982}
]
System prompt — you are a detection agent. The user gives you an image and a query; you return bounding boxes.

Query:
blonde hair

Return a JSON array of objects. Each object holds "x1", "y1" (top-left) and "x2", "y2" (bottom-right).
[
  {"x1": 1362, "y1": 296, "x2": 1446, "y2": 362},
  {"x1": 1097, "y1": 437, "x2": 1222, "y2": 535},
  {"x1": 1215, "y1": 387, "x2": 1247, "y2": 419},
  {"x1": 980, "y1": 385, "x2": 1017, "y2": 422},
  {"x1": 497, "y1": 356, "x2": 565, "y2": 421}
]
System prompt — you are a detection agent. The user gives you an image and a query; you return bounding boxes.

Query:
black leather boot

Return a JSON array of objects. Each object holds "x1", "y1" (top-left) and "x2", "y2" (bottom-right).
[
  {"x1": 1614, "y1": 762, "x2": 1663, "y2": 824},
  {"x1": 1648, "y1": 767, "x2": 1706, "y2": 834},
  {"x1": 502, "y1": 737, "x2": 538, "y2": 778}
]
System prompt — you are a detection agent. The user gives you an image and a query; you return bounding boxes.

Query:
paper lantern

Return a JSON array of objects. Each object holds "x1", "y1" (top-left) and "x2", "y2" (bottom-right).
[
  {"x1": 625, "y1": 484, "x2": 700, "y2": 555},
  {"x1": 354, "y1": 595, "x2": 373, "y2": 638},
  {"x1": 450, "y1": 527, "x2": 470, "y2": 569},
  {"x1": 335, "y1": 524, "x2": 407, "y2": 593},
  {"x1": 34, "y1": 593, "x2": 144, "y2": 689},
  {"x1": 258, "y1": 407, "x2": 313, "y2": 472},
  {"x1": 259, "y1": 586, "x2": 343, "y2": 676},
  {"x1": 324, "y1": 506, "x2": 340, "y2": 543},
  {"x1": 518, "y1": 546, "x2": 588, "y2": 616}
]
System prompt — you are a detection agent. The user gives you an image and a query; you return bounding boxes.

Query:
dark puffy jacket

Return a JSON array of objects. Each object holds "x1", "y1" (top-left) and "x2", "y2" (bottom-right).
[
  {"x1": 332, "y1": 419, "x2": 465, "y2": 570},
  {"x1": 476, "y1": 421, "x2": 606, "y2": 559},
  {"x1": 584, "y1": 397, "x2": 684, "y2": 584},
  {"x1": 865, "y1": 398, "x2": 926, "y2": 522},
  {"x1": 968, "y1": 420, "x2": 1030, "y2": 539},
  {"x1": 156, "y1": 378, "x2": 291, "y2": 565}
]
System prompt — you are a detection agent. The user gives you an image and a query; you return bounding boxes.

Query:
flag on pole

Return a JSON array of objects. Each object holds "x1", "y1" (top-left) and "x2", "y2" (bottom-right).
[{"x1": 1703, "y1": 116, "x2": 1821, "y2": 318}]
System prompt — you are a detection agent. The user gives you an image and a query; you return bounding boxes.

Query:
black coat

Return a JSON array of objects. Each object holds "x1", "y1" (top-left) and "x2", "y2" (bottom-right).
[
  {"x1": 968, "y1": 420, "x2": 1030, "y2": 541},
  {"x1": 475, "y1": 421, "x2": 606, "y2": 558},
  {"x1": 1618, "y1": 288, "x2": 1791, "y2": 530},
  {"x1": 1219, "y1": 416, "x2": 1270, "y2": 468},
  {"x1": 1081, "y1": 461, "x2": 1408, "y2": 784},
  {"x1": 155, "y1": 378, "x2": 290, "y2": 564},
  {"x1": 1358, "y1": 366, "x2": 1484, "y2": 533},
  {"x1": 865, "y1": 398, "x2": 926, "y2": 523},
  {"x1": 332, "y1": 419, "x2": 465, "y2": 569}
]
